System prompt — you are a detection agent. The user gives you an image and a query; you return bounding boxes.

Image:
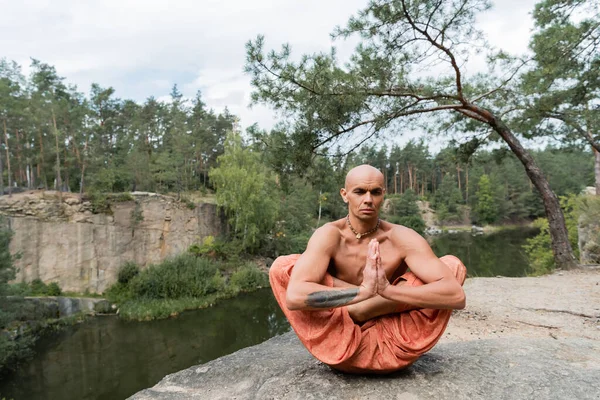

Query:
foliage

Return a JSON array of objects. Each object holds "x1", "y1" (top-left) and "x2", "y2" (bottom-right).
[
  {"x1": 104, "y1": 252, "x2": 269, "y2": 320},
  {"x1": 188, "y1": 236, "x2": 242, "y2": 261},
  {"x1": 6, "y1": 279, "x2": 63, "y2": 296},
  {"x1": 229, "y1": 264, "x2": 269, "y2": 292},
  {"x1": 475, "y1": 175, "x2": 498, "y2": 225},
  {"x1": 117, "y1": 261, "x2": 140, "y2": 284},
  {"x1": 524, "y1": 194, "x2": 580, "y2": 275},
  {"x1": 384, "y1": 189, "x2": 426, "y2": 234},
  {"x1": 576, "y1": 195, "x2": 600, "y2": 263},
  {"x1": 523, "y1": 218, "x2": 556, "y2": 276},
  {"x1": 210, "y1": 132, "x2": 279, "y2": 252},
  {"x1": 180, "y1": 195, "x2": 197, "y2": 210},
  {"x1": 389, "y1": 215, "x2": 426, "y2": 235},
  {"x1": 127, "y1": 254, "x2": 224, "y2": 299},
  {"x1": 518, "y1": 0, "x2": 600, "y2": 170},
  {"x1": 0, "y1": 333, "x2": 35, "y2": 377}
]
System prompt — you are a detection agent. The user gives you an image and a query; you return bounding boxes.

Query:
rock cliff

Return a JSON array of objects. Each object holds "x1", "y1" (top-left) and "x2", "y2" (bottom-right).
[{"x1": 0, "y1": 191, "x2": 223, "y2": 293}]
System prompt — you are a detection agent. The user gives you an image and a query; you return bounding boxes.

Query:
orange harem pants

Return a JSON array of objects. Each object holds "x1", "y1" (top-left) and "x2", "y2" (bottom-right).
[{"x1": 269, "y1": 254, "x2": 467, "y2": 374}]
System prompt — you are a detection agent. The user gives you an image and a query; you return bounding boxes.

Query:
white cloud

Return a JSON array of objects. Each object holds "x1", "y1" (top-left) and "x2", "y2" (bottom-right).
[{"x1": 1, "y1": 0, "x2": 538, "y2": 138}]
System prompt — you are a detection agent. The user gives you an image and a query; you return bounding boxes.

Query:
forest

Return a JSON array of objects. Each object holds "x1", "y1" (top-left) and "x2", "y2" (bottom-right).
[{"x1": 0, "y1": 57, "x2": 594, "y2": 257}]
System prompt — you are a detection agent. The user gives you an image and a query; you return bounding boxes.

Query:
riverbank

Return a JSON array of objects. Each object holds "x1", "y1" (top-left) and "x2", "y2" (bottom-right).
[{"x1": 131, "y1": 267, "x2": 600, "y2": 399}]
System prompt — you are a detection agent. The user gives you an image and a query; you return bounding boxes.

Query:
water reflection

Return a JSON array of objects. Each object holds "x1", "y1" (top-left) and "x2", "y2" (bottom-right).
[
  {"x1": 0, "y1": 289, "x2": 290, "y2": 400},
  {"x1": 430, "y1": 228, "x2": 539, "y2": 277}
]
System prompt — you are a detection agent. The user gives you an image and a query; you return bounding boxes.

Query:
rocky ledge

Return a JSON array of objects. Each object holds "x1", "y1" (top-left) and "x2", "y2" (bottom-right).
[{"x1": 131, "y1": 269, "x2": 600, "y2": 400}]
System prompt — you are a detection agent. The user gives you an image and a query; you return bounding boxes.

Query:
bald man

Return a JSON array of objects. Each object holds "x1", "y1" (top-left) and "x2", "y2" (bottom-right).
[{"x1": 269, "y1": 164, "x2": 467, "y2": 373}]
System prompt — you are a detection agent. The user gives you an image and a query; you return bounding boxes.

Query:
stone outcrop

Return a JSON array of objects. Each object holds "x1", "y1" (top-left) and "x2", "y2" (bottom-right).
[
  {"x1": 130, "y1": 333, "x2": 599, "y2": 400},
  {"x1": 131, "y1": 269, "x2": 600, "y2": 400},
  {"x1": 19, "y1": 296, "x2": 112, "y2": 318},
  {"x1": 0, "y1": 191, "x2": 224, "y2": 293}
]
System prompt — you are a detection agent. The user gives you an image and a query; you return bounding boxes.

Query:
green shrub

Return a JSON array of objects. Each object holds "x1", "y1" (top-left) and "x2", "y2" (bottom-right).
[
  {"x1": 111, "y1": 192, "x2": 135, "y2": 202},
  {"x1": 104, "y1": 282, "x2": 134, "y2": 304},
  {"x1": 180, "y1": 195, "x2": 197, "y2": 210},
  {"x1": 229, "y1": 264, "x2": 268, "y2": 292},
  {"x1": 188, "y1": 236, "x2": 242, "y2": 261},
  {"x1": 118, "y1": 261, "x2": 140, "y2": 284},
  {"x1": 387, "y1": 215, "x2": 426, "y2": 235},
  {"x1": 46, "y1": 282, "x2": 62, "y2": 296},
  {"x1": 128, "y1": 254, "x2": 224, "y2": 299},
  {"x1": 0, "y1": 333, "x2": 35, "y2": 376},
  {"x1": 86, "y1": 190, "x2": 112, "y2": 214},
  {"x1": 524, "y1": 194, "x2": 580, "y2": 276},
  {"x1": 523, "y1": 218, "x2": 555, "y2": 276}
]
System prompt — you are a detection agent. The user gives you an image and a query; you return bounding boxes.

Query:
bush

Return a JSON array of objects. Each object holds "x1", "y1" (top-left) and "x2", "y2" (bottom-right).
[
  {"x1": 524, "y1": 194, "x2": 580, "y2": 276},
  {"x1": 118, "y1": 262, "x2": 140, "y2": 284},
  {"x1": 523, "y1": 218, "x2": 555, "y2": 276},
  {"x1": 0, "y1": 333, "x2": 35, "y2": 376},
  {"x1": 46, "y1": 282, "x2": 62, "y2": 296},
  {"x1": 128, "y1": 254, "x2": 225, "y2": 299},
  {"x1": 387, "y1": 215, "x2": 426, "y2": 235},
  {"x1": 188, "y1": 236, "x2": 240, "y2": 261},
  {"x1": 7, "y1": 279, "x2": 63, "y2": 296},
  {"x1": 229, "y1": 264, "x2": 269, "y2": 292}
]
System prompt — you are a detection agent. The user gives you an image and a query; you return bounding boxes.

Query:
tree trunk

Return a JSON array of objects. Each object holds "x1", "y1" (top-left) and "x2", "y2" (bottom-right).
[
  {"x1": 3, "y1": 119, "x2": 12, "y2": 197},
  {"x1": 465, "y1": 165, "x2": 469, "y2": 204},
  {"x1": 316, "y1": 190, "x2": 322, "y2": 229},
  {"x1": 15, "y1": 129, "x2": 23, "y2": 185},
  {"x1": 38, "y1": 128, "x2": 47, "y2": 189},
  {"x1": 51, "y1": 109, "x2": 62, "y2": 201},
  {"x1": 400, "y1": 170, "x2": 403, "y2": 194},
  {"x1": 488, "y1": 116, "x2": 577, "y2": 269},
  {"x1": 594, "y1": 147, "x2": 600, "y2": 196},
  {"x1": 26, "y1": 164, "x2": 31, "y2": 189}
]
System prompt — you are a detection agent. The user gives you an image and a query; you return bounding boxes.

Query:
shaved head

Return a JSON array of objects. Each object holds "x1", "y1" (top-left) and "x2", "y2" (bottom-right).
[{"x1": 345, "y1": 165, "x2": 384, "y2": 188}]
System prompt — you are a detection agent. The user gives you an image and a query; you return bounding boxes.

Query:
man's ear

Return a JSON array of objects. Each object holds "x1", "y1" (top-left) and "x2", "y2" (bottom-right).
[{"x1": 340, "y1": 188, "x2": 348, "y2": 203}]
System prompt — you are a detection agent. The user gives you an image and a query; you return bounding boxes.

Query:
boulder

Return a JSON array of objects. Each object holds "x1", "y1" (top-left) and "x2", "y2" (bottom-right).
[{"x1": 130, "y1": 332, "x2": 600, "y2": 400}]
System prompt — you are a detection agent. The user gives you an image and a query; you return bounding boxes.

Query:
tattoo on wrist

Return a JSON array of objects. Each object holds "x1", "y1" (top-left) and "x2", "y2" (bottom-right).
[{"x1": 305, "y1": 288, "x2": 359, "y2": 308}]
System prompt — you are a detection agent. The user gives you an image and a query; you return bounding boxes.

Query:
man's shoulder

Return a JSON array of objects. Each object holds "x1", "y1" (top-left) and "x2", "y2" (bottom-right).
[
  {"x1": 313, "y1": 219, "x2": 345, "y2": 238},
  {"x1": 381, "y1": 219, "x2": 426, "y2": 244}
]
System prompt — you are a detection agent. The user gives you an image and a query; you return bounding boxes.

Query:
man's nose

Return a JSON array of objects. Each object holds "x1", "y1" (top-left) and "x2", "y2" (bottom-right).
[{"x1": 364, "y1": 191, "x2": 373, "y2": 203}]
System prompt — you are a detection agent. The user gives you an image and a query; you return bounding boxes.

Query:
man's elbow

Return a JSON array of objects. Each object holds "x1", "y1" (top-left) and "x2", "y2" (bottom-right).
[
  {"x1": 285, "y1": 291, "x2": 304, "y2": 311},
  {"x1": 453, "y1": 288, "x2": 466, "y2": 310}
]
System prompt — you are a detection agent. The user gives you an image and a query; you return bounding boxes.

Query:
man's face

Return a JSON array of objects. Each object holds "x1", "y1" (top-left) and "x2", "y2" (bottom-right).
[{"x1": 341, "y1": 170, "x2": 385, "y2": 220}]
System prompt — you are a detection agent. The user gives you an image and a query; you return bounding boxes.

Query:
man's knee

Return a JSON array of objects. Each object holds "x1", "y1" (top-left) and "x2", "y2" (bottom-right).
[{"x1": 439, "y1": 255, "x2": 467, "y2": 284}]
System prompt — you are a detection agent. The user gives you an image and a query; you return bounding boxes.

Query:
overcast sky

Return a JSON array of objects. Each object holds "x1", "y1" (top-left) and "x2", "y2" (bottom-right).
[{"x1": 2, "y1": 0, "x2": 538, "y2": 139}]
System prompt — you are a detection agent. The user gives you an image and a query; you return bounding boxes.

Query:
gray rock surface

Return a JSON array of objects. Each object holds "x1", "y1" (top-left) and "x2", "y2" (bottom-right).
[
  {"x1": 131, "y1": 269, "x2": 600, "y2": 400},
  {"x1": 130, "y1": 332, "x2": 599, "y2": 400}
]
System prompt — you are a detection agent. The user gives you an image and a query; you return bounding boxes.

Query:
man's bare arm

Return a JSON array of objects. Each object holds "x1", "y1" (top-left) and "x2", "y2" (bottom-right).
[
  {"x1": 377, "y1": 229, "x2": 465, "y2": 310},
  {"x1": 285, "y1": 230, "x2": 378, "y2": 310}
]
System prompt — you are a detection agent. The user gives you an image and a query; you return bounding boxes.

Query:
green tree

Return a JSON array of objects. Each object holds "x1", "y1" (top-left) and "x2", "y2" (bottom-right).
[
  {"x1": 519, "y1": 0, "x2": 599, "y2": 194},
  {"x1": 209, "y1": 132, "x2": 279, "y2": 251},
  {"x1": 245, "y1": 0, "x2": 577, "y2": 268},
  {"x1": 475, "y1": 174, "x2": 497, "y2": 225}
]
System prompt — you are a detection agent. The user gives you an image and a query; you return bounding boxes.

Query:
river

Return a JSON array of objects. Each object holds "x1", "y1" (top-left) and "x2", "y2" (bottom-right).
[{"x1": 0, "y1": 228, "x2": 538, "y2": 400}]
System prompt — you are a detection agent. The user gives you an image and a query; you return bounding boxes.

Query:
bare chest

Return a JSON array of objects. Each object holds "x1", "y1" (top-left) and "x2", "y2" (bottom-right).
[{"x1": 330, "y1": 240, "x2": 406, "y2": 285}]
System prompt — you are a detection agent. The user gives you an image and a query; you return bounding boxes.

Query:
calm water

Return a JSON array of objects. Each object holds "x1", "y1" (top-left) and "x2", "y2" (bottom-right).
[
  {"x1": 0, "y1": 228, "x2": 538, "y2": 400},
  {"x1": 430, "y1": 228, "x2": 539, "y2": 277},
  {"x1": 0, "y1": 290, "x2": 290, "y2": 400}
]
